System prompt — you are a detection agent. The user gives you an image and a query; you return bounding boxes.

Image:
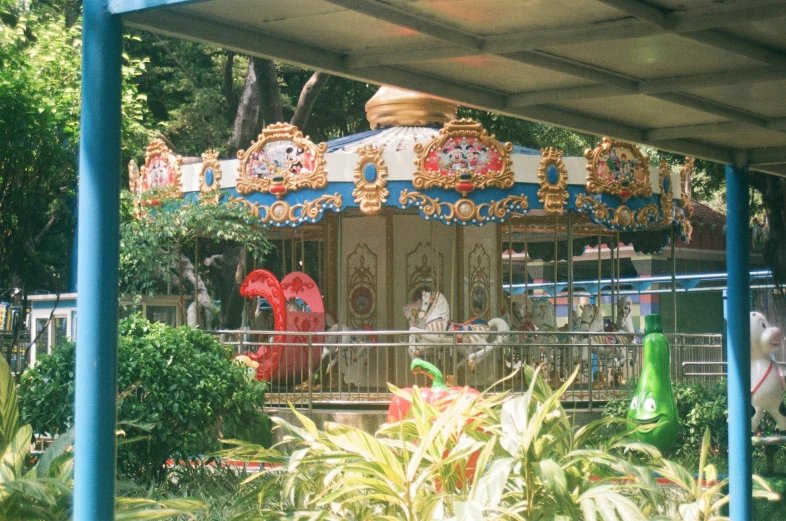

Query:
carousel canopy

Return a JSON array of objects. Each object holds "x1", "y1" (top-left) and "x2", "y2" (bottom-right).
[{"x1": 129, "y1": 86, "x2": 693, "y2": 240}]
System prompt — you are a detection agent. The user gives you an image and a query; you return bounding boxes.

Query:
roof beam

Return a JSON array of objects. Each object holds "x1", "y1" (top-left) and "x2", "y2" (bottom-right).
[
  {"x1": 344, "y1": 0, "x2": 786, "y2": 69},
  {"x1": 502, "y1": 51, "x2": 640, "y2": 91},
  {"x1": 598, "y1": 0, "x2": 786, "y2": 70},
  {"x1": 127, "y1": 10, "x2": 508, "y2": 114},
  {"x1": 507, "y1": 65, "x2": 786, "y2": 109},
  {"x1": 345, "y1": 18, "x2": 658, "y2": 69},
  {"x1": 747, "y1": 147, "x2": 786, "y2": 165},
  {"x1": 668, "y1": 2, "x2": 786, "y2": 32},
  {"x1": 503, "y1": 51, "x2": 776, "y2": 131},
  {"x1": 322, "y1": 0, "x2": 483, "y2": 51},
  {"x1": 646, "y1": 122, "x2": 750, "y2": 141}
]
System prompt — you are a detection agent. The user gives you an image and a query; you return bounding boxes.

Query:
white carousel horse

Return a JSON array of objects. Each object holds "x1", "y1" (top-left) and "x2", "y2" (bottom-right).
[
  {"x1": 506, "y1": 294, "x2": 535, "y2": 329},
  {"x1": 306, "y1": 322, "x2": 378, "y2": 389},
  {"x1": 612, "y1": 295, "x2": 637, "y2": 384},
  {"x1": 750, "y1": 312, "x2": 786, "y2": 433},
  {"x1": 406, "y1": 291, "x2": 509, "y2": 371},
  {"x1": 575, "y1": 303, "x2": 626, "y2": 387},
  {"x1": 615, "y1": 296, "x2": 635, "y2": 335}
]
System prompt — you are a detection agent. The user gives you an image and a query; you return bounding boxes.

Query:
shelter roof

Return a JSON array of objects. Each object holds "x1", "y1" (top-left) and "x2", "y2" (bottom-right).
[
  {"x1": 115, "y1": 0, "x2": 786, "y2": 179},
  {"x1": 690, "y1": 200, "x2": 726, "y2": 226}
]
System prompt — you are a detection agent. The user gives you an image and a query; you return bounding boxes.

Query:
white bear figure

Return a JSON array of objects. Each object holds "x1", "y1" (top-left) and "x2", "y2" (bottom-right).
[{"x1": 750, "y1": 311, "x2": 786, "y2": 433}]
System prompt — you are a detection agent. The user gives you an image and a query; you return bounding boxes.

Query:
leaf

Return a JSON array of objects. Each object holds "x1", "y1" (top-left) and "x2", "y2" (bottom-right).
[
  {"x1": 36, "y1": 427, "x2": 75, "y2": 477},
  {"x1": 0, "y1": 356, "x2": 19, "y2": 447}
]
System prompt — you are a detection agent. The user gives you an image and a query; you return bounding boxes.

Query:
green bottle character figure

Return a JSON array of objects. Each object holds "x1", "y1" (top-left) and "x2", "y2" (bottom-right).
[{"x1": 627, "y1": 314, "x2": 678, "y2": 452}]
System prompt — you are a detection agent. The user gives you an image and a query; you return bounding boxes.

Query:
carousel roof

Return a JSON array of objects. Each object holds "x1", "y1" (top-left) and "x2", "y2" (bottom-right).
[{"x1": 129, "y1": 86, "x2": 694, "y2": 240}]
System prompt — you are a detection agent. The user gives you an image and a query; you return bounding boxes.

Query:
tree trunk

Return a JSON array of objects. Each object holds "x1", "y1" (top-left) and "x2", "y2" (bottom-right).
[
  {"x1": 204, "y1": 246, "x2": 246, "y2": 329},
  {"x1": 290, "y1": 71, "x2": 329, "y2": 130},
  {"x1": 226, "y1": 58, "x2": 262, "y2": 153},
  {"x1": 222, "y1": 51, "x2": 238, "y2": 121},
  {"x1": 752, "y1": 173, "x2": 786, "y2": 288},
  {"x1": 255, "y1": 58, "x2": 283, "y2": 126}
]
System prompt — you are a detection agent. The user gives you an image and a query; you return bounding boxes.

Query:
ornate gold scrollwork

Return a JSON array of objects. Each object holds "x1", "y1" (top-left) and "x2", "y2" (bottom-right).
[
  {"x1": 139, "y1": 139, "x2": 183, "y2": 199},
  {"x1": 584, "y1": 137, "x2": 651, "y2": 202},
  {"x1": 235, "y1": 123, "x2": 327, "y2": 198},
  {"x1": 352, "y1": 145, "x2": 389, "y2": 215},
  {"x1": 575, "y1": 194, "x2": 658, "y2": 230},
  {"x1": 679, "y1": 156, "x2": 694, "y2": 218},
  {"x1": 672, "y1": 157, "x2": 695, "y2": 241},
  {"x1": 658, "y1": 160, "x2": 674, "y2": 225},
  {"x1": 399, "y1": 189, "x2": 527, "y2": 224},
  {"x1": 199, "y1": 150, "x2": 223, "y2": 204},
  {"x1": 230, "y1": 193, "x2": 342, "y2": 226},
  {"x1": 413, "y1": 119, "x2": 514, "y2": 195},
  {"x1": 537, "y1": 147, "x2": 569, "y2": 215}
]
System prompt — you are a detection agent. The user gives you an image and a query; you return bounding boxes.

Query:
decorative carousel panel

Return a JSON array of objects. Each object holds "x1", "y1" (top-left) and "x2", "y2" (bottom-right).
[
  {"x1": 584, "y1": 138, "x2": 651, "y2": 202},
  {"x1": 199, "y1": 150, "x2": 223, "y2": 204},
  {"x1": 399, "y1": 190, "x2": 527, "y2": 225},
  {"x1": 406, "y1": 242, "x2": 444, "y2": 304},
  {"x1": 352, "y1": 145, "x2": 389, "y2": 215},
  {"x1": 468, "y1": 243, "x2": 491, "y2": 320},
  {"x1": 138, "y1": 139, "x2": 183, "y2": 199},
  {"x1": 413, "y1": 119, "x2": 514, "y2": 196},
  {"x1": 575, "y1": 194, "x2": 659, "y2": 232},
  {"x1": 658, "y1": 160, "x2": 674, "y2": 225},
  {"x1": 346, "y1": 244, "x2": 378, "y2": 330},
  {"x1": 676, "y1": 156, "x2": 695, "y2": 241},
  {"x1": 229, "y1": 193, "x2": 342, "y2": 227},
  {"x1": 537, "y1": 147, "x2": 569, "y2": 216},
  {"x1": 235, "y1": 123, "x2": 327, "y2": 198}
]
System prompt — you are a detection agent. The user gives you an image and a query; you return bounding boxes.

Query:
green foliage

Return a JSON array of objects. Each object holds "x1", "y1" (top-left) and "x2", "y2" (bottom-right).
[
  {"x1": 604, "y1": 380, "x2": 786, "y2": 472},
  {"x1": 0, "y1": 350, "x2": 206, "y2": 520},
  {"x1": 18, "y1": 316, "x2": 270, "y2": 484},
  {"x1": 119, "y1": 193, "x2": 271, "y2": 299},
  {"x1": 0, "y1": 7, "x2": 150, "y2": 293},
  {"x1": 219, "y1": 367, "x2": 748, "y2": 520}
]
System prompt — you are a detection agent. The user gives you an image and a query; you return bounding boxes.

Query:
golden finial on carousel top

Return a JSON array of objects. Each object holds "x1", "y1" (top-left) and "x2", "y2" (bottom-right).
[{"x1": 365, "y1": 86, "x2": 458, "y2": 129}]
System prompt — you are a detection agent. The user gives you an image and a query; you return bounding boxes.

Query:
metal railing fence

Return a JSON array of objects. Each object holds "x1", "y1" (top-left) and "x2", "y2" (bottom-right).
[{"x1": 207, "y1": 329, "x2": 723, "y2": 411}]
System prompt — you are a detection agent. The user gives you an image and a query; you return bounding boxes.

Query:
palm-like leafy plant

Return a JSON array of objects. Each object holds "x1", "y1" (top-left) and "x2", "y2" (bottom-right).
[
  {"x1": 0, "y1": 355, "x2": 206, "y2": 520},
  {"x1": 220, "y1": 365, "x2": 776, "y2": 520}
]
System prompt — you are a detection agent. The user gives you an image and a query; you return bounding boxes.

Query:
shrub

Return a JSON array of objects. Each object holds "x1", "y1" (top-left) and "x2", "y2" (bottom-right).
[{"x1": 18, "y1": 315, "x2": 270, "y2": 483}]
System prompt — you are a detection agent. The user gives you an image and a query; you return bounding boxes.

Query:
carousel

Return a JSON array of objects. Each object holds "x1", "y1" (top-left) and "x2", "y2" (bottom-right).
[{"x1": 128, "y1": 86, "x2": 704, "y2": 403}]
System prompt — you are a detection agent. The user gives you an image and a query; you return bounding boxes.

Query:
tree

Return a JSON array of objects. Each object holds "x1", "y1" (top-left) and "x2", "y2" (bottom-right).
[
  {"x1": 0, "y1": 5, "x2": 150, "y2": 369},
  {"x1": 120, "y1": 192, "x2": 271, "y2": 328}
]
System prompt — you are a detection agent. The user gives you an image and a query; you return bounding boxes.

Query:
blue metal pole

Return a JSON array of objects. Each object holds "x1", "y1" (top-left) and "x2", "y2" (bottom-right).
[
  {"x1": 725, "y1": 164, "x2": 751, "y2": 521},
  {"x1": 74, "y1": 1, "x2": 122, "y2": 519}
]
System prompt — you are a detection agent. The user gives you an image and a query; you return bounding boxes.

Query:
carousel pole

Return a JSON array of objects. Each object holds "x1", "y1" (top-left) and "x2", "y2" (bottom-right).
[
  {"x1": 281, "y1": 234, "x2": 286, "y2": 277},
  {"x1": 74, "y1": 1, "x2": 122, "y2": 517},
  {"x1": 524, "y1": 227, "x2": 529, "y2": 316},
  {"x1": 616, "y1": 232, "x2": 621, "y2": 316},
  {"x1": 451, "y1": 228, "x2": 456, "y2": 316},
  {"x1": 610, "y1": 230, "x2": 615, "y2": 320},
  {"x1": 291, "y1": 228, "x2": 296, "y2": 273},
  {"x1": 725, "y1": 164, "x2": 752, "y2": 521},
  {"x1": 597, "y1": 227, "x2": 602, "y2": 306},
  {"x1": 301, "y1": 228, "x2": 305, "y2": 272},
  {"x1": 553, "y1": 218, "x2": 558, "y2": 312},
  {"x1": 337, "y1": 214, "x2": 344, "y2": 324},
  {"x1": 508, "y1": 220, "x2": 513, "y2": 314},
  {"x1": 567, "y1": 213, "x2": 574, "y2": 331},
  {"x1": 671, "y1": 226, "x2": 678, "y2": 334},
  {"x1": 194, "y1": 238, "x2": 199, "y2": 328}
]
